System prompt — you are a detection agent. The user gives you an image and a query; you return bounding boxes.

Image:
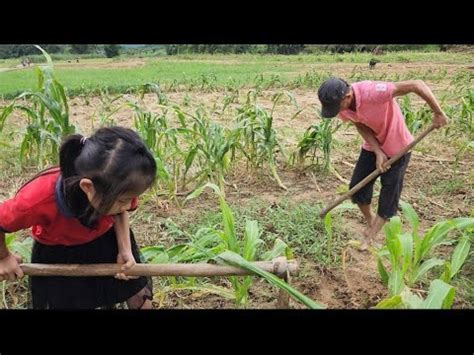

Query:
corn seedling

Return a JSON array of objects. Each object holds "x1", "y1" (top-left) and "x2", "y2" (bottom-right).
[
  {"x1": 376, "y1": 201, "x2": 474, "y2": 302},
  {"x1": 186, "y1": 182, "x2": 320, "y2": 308},
  {"x1": 182, "y1": 93, "x2": 192, "y2": 107},
  {"x1": 0, "y1": 46, "x2": 76, "y2": 167},
  {"x1": 235, "y1": 96, "x2": 287, "y2": 190},
  {"x1": 459, "y1": 88, "x2": 473, "y2": 139},
  {"x1": 137, "y1": 83, "x2": 169, "y2": 105},
  {"x1": 441, "y1": 233, "x2": 473, "y2": 284},
  {"x1": 290, "y1": 117, "x2": 340, "y2": 172},
  {"x1": 444, "y1": 87, "x2": 473, "y2": 141},
  {"x1": 450, "y1": 70, "x2": 472, "y2": 86},
  {"x1": 253, "y1": 74, "x2": 265, "y2": 94},
  {"x1": 181, "y1": 109, "x2": 237, "y2": 194},
  {"x1": 399, "y1": 95, "x2": 432, "y2": 134},
  {"x1": 375, "y1": 278, "x2": 456, "y2": 309},
  {"x1": 224, "y1": 77, "x2": 241, "y2": 93},
  {"x1": 217, "y1": 251, "x2": 324, "y2": 309},
  {"x1": 291, "y1": 70, "x2": 331, "y2": 90},
  {"x1": 221, "y1": 90, "x2": 239, "y2": 114}
]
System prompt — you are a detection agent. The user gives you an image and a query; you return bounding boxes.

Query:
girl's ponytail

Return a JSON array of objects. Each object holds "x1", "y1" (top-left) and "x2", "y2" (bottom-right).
[{"x1": 59, "y1": 134, "x2": 86, "y2": 178}]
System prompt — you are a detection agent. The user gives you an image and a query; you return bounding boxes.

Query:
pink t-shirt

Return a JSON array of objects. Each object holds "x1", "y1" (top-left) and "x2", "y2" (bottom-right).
[{"x1": 339, "y1": 81, "x2": 414, "y2": 157}]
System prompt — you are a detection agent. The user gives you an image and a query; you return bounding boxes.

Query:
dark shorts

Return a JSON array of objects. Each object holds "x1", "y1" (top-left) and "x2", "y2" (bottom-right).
[
  {"x1": 29, "y1": 228, "x2": 153, "y2": 309},
  {"x1": 349, "y1": 148, "x2": 411, "y2": 219}
]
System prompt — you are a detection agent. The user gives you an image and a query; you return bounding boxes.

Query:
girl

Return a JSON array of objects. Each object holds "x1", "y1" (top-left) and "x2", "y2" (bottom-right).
[{"x1": 0, "y1": 126, "x2": 157, "y2": 309}]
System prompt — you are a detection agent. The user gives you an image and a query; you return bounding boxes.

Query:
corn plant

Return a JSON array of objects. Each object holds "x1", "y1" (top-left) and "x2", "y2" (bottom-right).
[
  {"x1": 375, "y1": 201, "x2": 473, "y2": 308},
  {"x1": 123, "y1": 102, "x2": 186, "y2": 203},
  {"x1": 234, "y1": 93, "x2": 287, "y2": 190},
  {"x1": 454, "y1": 140, "x2": 474, "y2": 174},
  {"x1": 253, "y1": 74, "x2": 265, "y2": 94},
  {"x1": 290, "y1": 117, "x2": 340, "y2": 172},
  {"x1": 375, "y1": 278, "x2": 456, "y2": 309},
  {"x1": 459, "y1": 88, "x2": 473, "y2": 139},
  {"x1": 264, "y1": 74, "x2": 283, "y2": 89},
  {"x1": 129, "y1": 102, "x2": 163, "y2": 151},
  {"x1": 78, "y1": 85, "x2": 92, "y2": 106},
  {"x1": 137, "y1": 83, "x2": 169, "y2": 105},
  {"x1": 140, "y1": 225, "x2": 233, "y2": 306},
  {"x1": 141, "y1": 227, "x2": 224, "y2": 265},
  {"x1": 144, "y1": 183, "x2": 264, "y2": 306},
  {"x1": 323, "y1": 212, "x2": 335, "y2": 262},
  {"x1": 441, "y1": 233, "x2": 472, "y2": 284},
  {"x1": 224, "y1": 77, "x2": 241, "y2": 93},
  {"x1": 132, "y1": 105, "x2": 177, "y2": 201},
  {"x1": 182, "y1": 93, "x2": 192, "y2": 107},
  {"x1": 221, "y1": 90, "x2": 239, "y2": 114},
  {"x1": 89, "y1": 88, "x2": 126, "y2": 128},
  {"x1": 179, "y1": 108, "x2": 238, "y2": 194},
  {"x1": 193, "y1": 72, "x2": 217, "y2": 92},
  {"x1": 218, "y1": 251, "x2": 324, "y2": 309},
  {"x1": 450, "y1": 70, "x2": 472, "y2": 86},
  {"x1": 349, "y1": 66, "x2": 364, "y2": 81},
  {"x1": 443, "y1": 88, "x2": 473, "y2": 169},
  {"x1": 186, "y1": 182, "x2": 322, "y2": 308},
  {"x1": 0, "y1": 45, "x2": 76, "y2": 167},
  {"x1": 290, "y1": 70, "x2": 331, "y2": 90},
  {"x1": 166, "y1": 79, "x2": 180, "y2": 93},
  {"x1": 98, "y1": 87, "x2": 125, "y2": 110},
  {"x1": 399, "y1": 95, "x2": 433, "y2": 134},
  {"x1": 378, "y1": 201, "x2": 473, "y2": 290}
]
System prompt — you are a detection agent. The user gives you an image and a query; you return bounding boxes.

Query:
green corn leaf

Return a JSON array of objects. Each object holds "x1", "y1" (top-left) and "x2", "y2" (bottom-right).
[{"x1": 217, "y1": 250, "x2": 325, "y2": 309}]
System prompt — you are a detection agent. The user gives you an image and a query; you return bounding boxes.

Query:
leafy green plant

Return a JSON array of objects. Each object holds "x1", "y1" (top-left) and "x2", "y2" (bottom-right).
[
  {"x1": 375, "y1": 201, "x2": 473, "y2": 308},
  {"x1": 0, "y1": 45, "x2": 76, "y2": 167},
  {"x1": 290, "y1": 117, "x2": 340, "y2": 172},
  {"x1": 235, "y1": 93, "x2": 287, "y2": 189},
  {"x1": 184, "y1": 182, "x2": 320, "y2": 307}
]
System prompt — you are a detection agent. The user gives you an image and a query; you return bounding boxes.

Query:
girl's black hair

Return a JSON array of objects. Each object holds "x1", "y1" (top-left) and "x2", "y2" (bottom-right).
[{"x1": 59, "y1": 126, "x2": 157, "y2": 227}]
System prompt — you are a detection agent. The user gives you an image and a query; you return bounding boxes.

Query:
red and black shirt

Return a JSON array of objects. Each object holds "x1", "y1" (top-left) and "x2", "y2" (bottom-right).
[{"x1": 0, "y1": 168, "x2": 138, "y2": 246}]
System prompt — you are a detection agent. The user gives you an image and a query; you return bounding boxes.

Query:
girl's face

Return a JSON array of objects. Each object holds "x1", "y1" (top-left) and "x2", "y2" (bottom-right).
[
  {"x1": 79, "y1": 178, "x2": 139, "y2": 215},
  {"x1": 106, "y1": 193, "x2": 137, "y2": 215}
]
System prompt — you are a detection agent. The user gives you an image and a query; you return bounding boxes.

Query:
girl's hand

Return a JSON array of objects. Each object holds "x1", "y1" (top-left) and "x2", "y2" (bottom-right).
[
  {"x1": 115, "y1": 250, "x2": 138, "y2": 281},
  {"x1": 0, "y1": 253, "x2": 24, "y2": 281}
]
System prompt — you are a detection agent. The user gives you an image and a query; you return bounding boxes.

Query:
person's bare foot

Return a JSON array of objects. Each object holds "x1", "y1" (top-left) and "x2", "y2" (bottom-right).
[
  {"x1": 370, "y1": 232, "x2": 384, "y2": 249},
  {"x1": 359, "y1": 228, "x2": 373, "y2": 251},
  {"x1": 359, "y1": 237, "x2": 372, "y2": 251}
]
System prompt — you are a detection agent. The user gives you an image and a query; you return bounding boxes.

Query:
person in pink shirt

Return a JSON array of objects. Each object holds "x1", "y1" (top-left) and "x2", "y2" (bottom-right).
[{"x1": 318, "y1": 78, "x2": 448, "y2": 249}]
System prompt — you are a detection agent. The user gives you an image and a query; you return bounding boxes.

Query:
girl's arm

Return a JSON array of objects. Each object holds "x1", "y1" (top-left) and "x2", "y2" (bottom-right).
[
  {"x1": 114, "y1": 212, "x2": 131, "y2": 254},
  {"x1": 113, "y1": 212, "x2": 137, "y2": 280}
]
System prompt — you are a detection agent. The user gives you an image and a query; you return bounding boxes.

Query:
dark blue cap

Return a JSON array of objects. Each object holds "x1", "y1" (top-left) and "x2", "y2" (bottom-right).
[{"x1": 317, "y1": 78, "x2": 350, "y2": 118}]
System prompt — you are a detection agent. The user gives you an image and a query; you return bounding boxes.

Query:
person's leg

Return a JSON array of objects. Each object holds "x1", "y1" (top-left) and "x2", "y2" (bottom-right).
[
  {"x1": 126, "y1": 230, "x2": 154, "y2": 309},
  {"x1": 358, "y1": 203, "x2": 376, "y2": 229},
  {"x1": 367, "y1": 152, "x2": 412, "y2": 246},
  {"x1": 349, "y1": 149, "x2": 377, "y2": 248},
  {"x1": 126, "y1": 285, "x2": 153, "y2": 309}
]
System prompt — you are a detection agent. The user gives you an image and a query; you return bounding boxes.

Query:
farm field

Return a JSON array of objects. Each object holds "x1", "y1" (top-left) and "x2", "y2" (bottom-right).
[{"x1": 0, "y1": 49, "x2": 472, "y2": 309}]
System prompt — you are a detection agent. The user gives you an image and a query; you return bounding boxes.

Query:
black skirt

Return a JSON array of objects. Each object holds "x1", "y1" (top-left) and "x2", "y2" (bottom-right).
[{"x1": 29, "y1": 228, "x2": 153, "y2": 309}]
